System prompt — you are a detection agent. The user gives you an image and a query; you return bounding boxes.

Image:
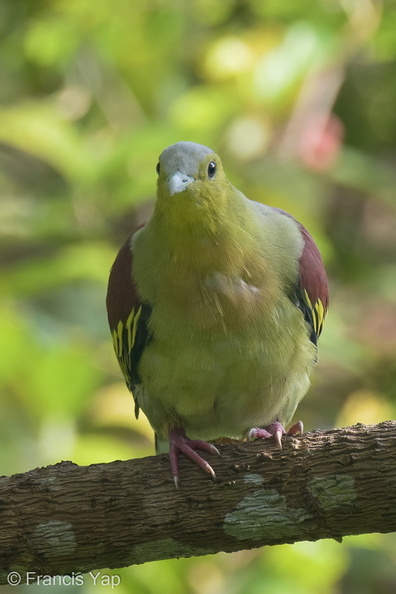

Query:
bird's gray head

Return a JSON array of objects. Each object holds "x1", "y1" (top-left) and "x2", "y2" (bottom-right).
[{"x1": 157, "y1": 141, "x2": 219, "y2": 196}]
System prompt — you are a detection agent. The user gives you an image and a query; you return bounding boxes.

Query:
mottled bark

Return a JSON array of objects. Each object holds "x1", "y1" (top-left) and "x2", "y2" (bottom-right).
[{"x1": 0, "y1": 421, "x2": 395, "y2": 584}]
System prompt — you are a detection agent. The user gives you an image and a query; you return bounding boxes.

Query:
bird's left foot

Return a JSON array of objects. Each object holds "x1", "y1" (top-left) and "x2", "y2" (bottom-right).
[{"x1": 248, "y1": 421, "x2": 303, "y2": 450}]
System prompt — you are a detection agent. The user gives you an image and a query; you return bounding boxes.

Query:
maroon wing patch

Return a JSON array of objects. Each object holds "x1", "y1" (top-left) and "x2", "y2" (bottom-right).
[
  {"x1": 295, "y1": 222, "x2": 329, "y2": 344},
  {"x1": 106, "y1": 231, "x2": 152, "y2": 416},
  {"x1": 274, "y1": 207, "x2": 329, "y2": 345}
]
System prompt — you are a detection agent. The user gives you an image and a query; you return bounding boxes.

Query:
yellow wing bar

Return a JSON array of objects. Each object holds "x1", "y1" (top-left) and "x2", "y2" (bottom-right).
[
  {"x1": 303, "y1": 289, "x2": 327, "y2": 338},
  {"x1": 111, "y1": 306, "x2": 143, "y2": 387}
]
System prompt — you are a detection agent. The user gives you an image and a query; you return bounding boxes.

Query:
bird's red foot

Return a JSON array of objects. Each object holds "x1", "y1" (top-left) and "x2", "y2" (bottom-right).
[
  {"x1": 168, "y1": 428, "x2": 221, "y2": 488},
  {"x1": 248, "y1": 421, "x2": 303, "y2": 450}
]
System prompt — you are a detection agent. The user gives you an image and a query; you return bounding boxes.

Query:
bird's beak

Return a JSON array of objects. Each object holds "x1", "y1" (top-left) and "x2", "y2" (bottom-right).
[{"x1": 167, "y1": 171, "x2": 194, "y2": 196}]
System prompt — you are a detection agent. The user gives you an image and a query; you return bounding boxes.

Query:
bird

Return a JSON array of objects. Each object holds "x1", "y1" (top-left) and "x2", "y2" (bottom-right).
[{"x1": 106, "y1": 141, "x2": 329, "y2": 487}]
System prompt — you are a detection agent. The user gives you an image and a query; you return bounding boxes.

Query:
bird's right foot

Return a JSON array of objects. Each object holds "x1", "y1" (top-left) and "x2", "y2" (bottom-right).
[{"x1": 168, "y1": 428, "x2": 221, "y2": 488}]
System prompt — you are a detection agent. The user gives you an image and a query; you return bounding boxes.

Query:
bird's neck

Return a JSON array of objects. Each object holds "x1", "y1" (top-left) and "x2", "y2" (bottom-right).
[{"x1": 148, "y1": 199, "x2": 252, "y2": 274}]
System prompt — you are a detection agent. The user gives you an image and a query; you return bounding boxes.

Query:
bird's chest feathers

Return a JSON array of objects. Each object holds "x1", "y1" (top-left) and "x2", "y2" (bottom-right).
[
  {"x1": 189, "y1": 270, "x2": 262, "y2": 330},
  {"x1": 142, "y1": 237, "x2": 281, "y2": 333}
]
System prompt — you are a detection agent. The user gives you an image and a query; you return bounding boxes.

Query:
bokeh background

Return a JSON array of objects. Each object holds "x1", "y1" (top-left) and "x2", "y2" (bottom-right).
[{"x1": 1, "y1": 0, "x2": 396, "y2": 592}]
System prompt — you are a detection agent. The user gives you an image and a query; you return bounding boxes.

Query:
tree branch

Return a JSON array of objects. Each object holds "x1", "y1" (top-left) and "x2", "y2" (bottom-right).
[{"x1": 1, "y1": 421, "x2": 395, "y2": 584}]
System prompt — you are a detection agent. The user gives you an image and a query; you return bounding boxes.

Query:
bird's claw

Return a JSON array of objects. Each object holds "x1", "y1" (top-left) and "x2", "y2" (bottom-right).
[
  {"x1": 287, "y1": 420, "x2": 304, "y2": 436},
  {"x1": 249, "y1": 420, "x2": 303, "y2": 450},
  {"x1": 168, "y1": 429, "x2": 220, "y2": 488}
]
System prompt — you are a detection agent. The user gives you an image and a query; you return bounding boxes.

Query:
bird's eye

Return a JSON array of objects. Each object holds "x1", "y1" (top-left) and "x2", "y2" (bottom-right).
[
  {"x1": 207, "y1": 161, "x2": 216, "y2": 179},
  {"x1": 156, "y1": 162, "x2": 160, "y2": 175}
]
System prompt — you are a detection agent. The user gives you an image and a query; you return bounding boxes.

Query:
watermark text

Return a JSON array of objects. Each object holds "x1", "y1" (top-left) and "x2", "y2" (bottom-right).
[{"x1": 7, "y1": 571, "x2": 121, "y2": 588}]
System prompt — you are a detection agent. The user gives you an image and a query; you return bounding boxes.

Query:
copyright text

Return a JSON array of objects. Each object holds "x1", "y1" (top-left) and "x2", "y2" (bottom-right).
[{"x1": 7, "y1": 571, "x2": 121, "y2": 587}]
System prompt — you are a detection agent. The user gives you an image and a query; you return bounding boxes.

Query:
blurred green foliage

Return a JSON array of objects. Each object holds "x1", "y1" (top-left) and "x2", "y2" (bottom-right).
[{"x1": 1, "y1": 0, "x2": 396, "y2": 592}]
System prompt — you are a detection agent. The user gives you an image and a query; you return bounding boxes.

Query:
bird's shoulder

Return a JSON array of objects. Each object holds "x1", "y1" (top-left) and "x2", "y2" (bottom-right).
[{"x1": 243, "y1": 199, "x2": 329, "y2": 343}]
